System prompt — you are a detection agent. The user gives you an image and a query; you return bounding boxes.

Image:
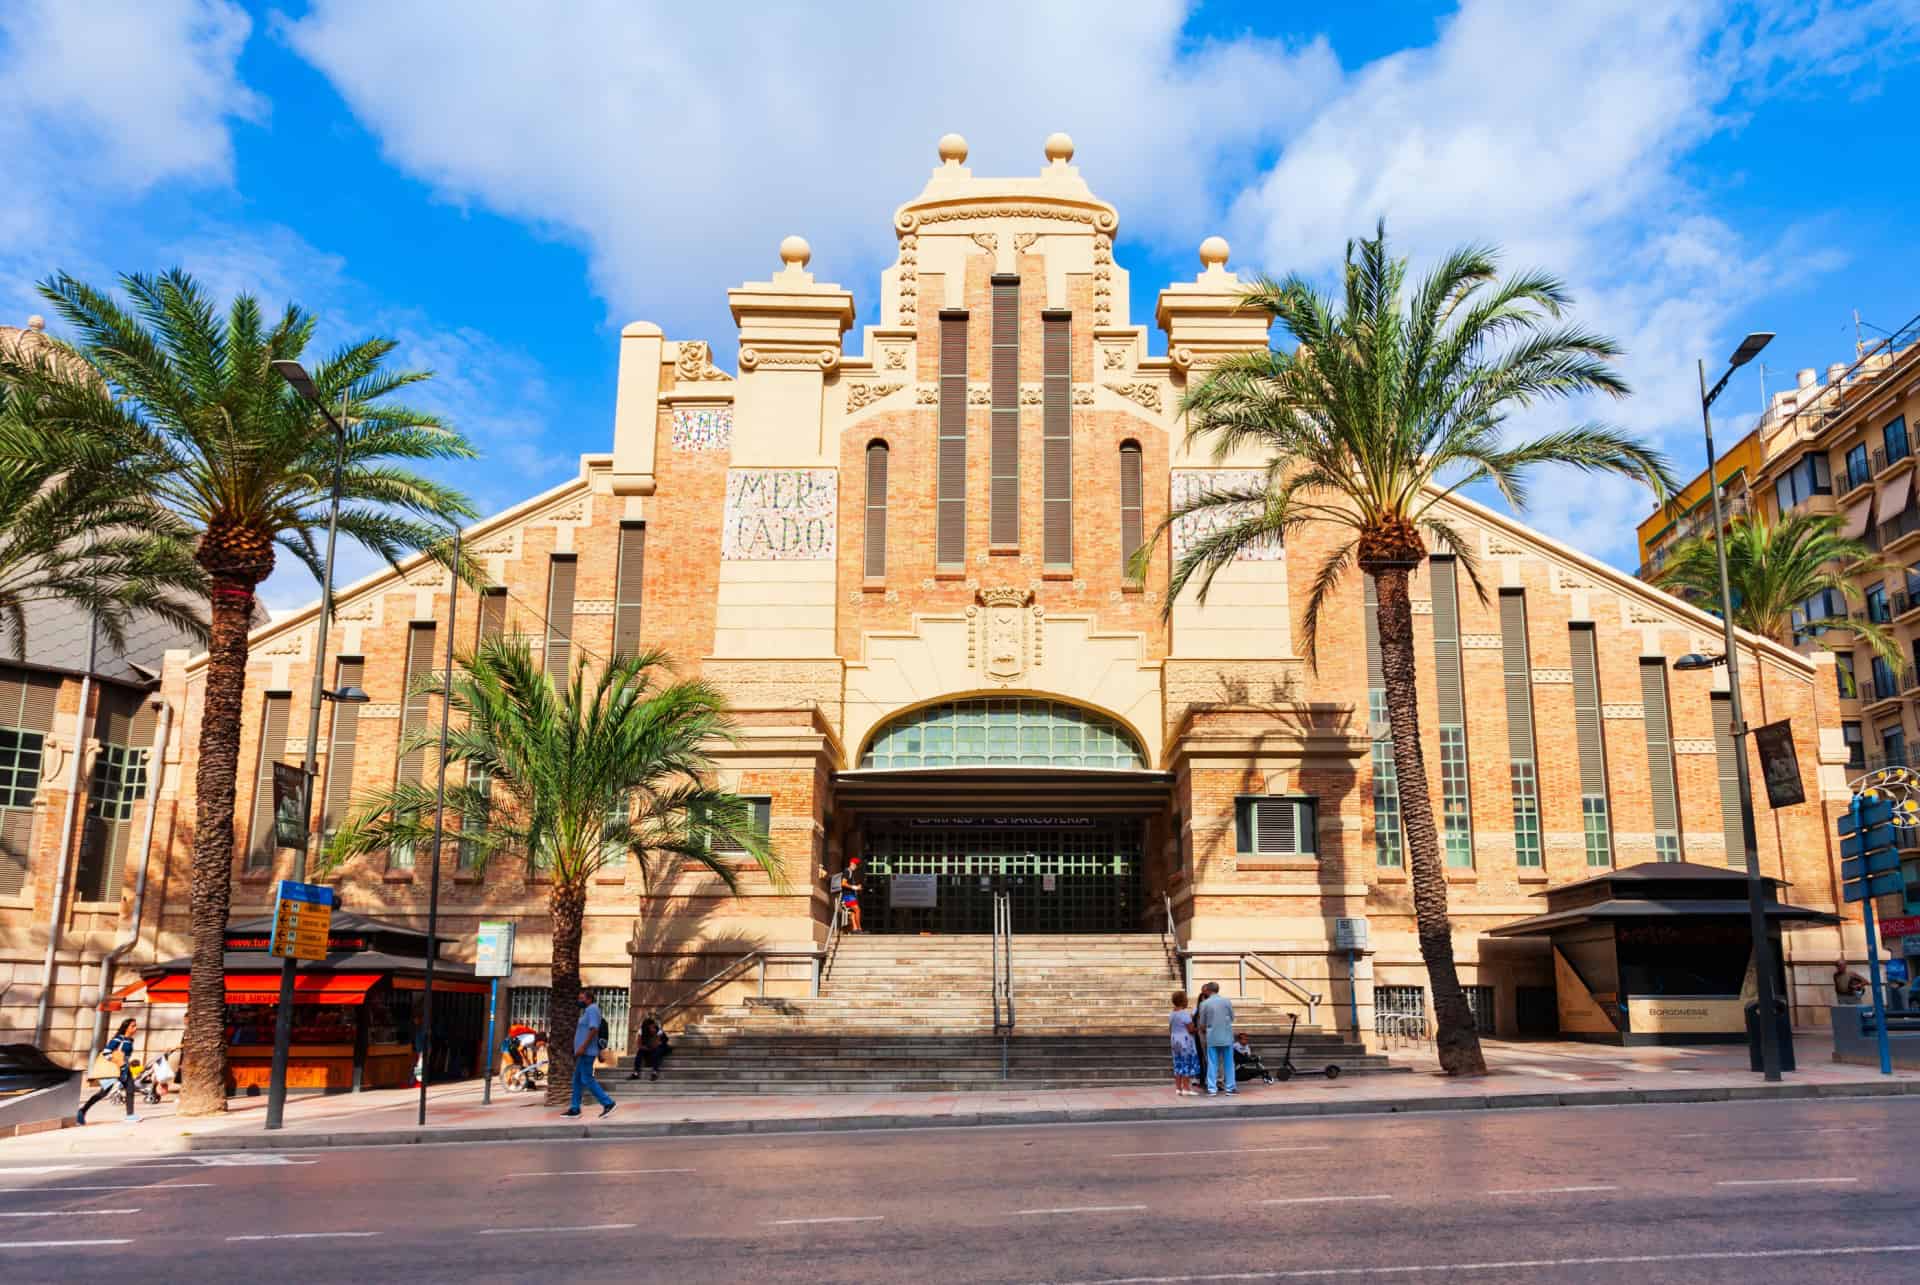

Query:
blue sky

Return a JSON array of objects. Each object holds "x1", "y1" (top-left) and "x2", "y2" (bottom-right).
[{"x1": 3, "y1": 0, "x2": 1918, "y2": 609}]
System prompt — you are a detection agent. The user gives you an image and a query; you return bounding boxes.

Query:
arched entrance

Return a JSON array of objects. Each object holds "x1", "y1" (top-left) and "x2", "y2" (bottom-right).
[{"x1": 837, "y1": 698, "x2": 1171, "y2": 934}]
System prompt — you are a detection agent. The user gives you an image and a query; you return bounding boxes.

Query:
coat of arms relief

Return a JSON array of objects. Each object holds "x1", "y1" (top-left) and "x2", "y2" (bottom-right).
[{"x1": 967, "y1": 588, "x2": 1042, "y2": 684}]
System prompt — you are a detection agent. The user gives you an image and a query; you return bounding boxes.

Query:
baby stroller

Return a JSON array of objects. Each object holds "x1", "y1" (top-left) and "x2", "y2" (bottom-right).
[{"x1": 1232, "y1": 1038, "x2": 1277, "y2": 1086}]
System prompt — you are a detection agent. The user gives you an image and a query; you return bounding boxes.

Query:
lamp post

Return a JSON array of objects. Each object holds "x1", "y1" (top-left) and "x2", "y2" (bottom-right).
[
  {"x1": 1679, "y1": 329, "x2": 1789, "y2": 1082},
  {"x1": 418, "y1": 524, "x2": 460, "y2": 1126},
  {"x1": 263, "y1": 360, "x2": 367, "y2": 1130}
]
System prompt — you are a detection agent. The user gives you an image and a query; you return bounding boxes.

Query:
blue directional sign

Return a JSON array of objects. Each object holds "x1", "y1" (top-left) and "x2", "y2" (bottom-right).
[
  {"x1": 1841, "y1": 825, "x2": 1897, "y2": 858},
  {"x1": 1838, "y1": 796, "x2": 1895, "y2": 834},
  {"x1": 1844, "y1": 870, "x2": 1906, "y2": 903},
  {"x1": 1842, "y1": 849, "x2": 1905, "y2": 882}
]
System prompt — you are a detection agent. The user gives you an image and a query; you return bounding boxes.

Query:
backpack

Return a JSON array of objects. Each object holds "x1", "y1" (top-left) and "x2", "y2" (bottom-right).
[{"x1": 598, "y1": 1016, "x2": 610, "y2": 1046}]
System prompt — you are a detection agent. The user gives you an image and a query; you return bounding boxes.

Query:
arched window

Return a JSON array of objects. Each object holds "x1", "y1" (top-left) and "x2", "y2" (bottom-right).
[
  {"x1": 861, "y1": 699, "x2": 1146, "y2": 770},
  {"x1": 864, "y1": 439, "x2": 889, "y2": 580},
  {"x1": 1118, "y1": 441, "x2": 1144, "y2": 575}
]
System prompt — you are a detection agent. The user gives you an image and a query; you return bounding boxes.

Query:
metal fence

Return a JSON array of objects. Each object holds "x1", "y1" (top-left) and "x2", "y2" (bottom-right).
[{"x1": 507, "y1": 986, "x2": 631, "y2": 1052}]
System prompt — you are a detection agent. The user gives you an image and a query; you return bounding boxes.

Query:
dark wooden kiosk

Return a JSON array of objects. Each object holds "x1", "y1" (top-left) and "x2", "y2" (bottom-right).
[
  {"x1": 130, "y1": 912, "x2": 487, "y2": 1093},
  {"x1": 1486, "y1": 861, "x2": 1837, "y2": 1045}
]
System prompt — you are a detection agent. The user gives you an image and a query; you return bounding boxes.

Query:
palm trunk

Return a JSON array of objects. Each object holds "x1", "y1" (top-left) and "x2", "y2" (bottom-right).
[
  {"x1": 178, "y1": 582, "x2": 257, "y2": 1115},
  {"x1": 544, "y1": 877, "x2": 587, "y2": 1107},
  {"x1": 1374, "y1": 565, "x2": 1487, "y2": 1076}
]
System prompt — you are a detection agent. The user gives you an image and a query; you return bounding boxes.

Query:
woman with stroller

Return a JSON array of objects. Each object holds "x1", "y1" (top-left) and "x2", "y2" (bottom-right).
[
  {"x1": 78, "y1": 1017, "x2": 139, "y2": 1125},
  {"x1": 1168, "y1": 991, "x2": 1200, "y2": 1097}
]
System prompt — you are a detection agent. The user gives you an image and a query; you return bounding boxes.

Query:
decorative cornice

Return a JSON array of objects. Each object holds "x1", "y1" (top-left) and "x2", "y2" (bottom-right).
[
  {"x1": 1105, "y1": 381, "x2": 1162, "y2": 412},
  {"x1": 674, "y1": 340, "x2": 730, "y2": 382},
  {"x1": 1602, "y1": 704, "x2": 1645, "y2": 719},
  {"x1": 739, "y1": 347, "x2": 838, "y2": 371},
  {"x1": 846, "y1": 382, "x2": 904, "y2": 411}
]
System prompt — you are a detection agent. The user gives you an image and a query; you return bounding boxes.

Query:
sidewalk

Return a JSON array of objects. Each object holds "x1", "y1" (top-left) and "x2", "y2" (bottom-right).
[{"x1": 5, "y1": 1039, "x2": 1917, "y2": 1161}]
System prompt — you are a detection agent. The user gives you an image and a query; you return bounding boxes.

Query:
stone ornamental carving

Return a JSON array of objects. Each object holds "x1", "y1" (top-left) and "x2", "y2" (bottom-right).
[
  {"x1": 845, "y1": 382, "x2": 904, "y2": 411},
  {"x1": 1019, "y1": 386, "x2": 1042, "y2": 405},
  {"x1": 1672, "y1": 739, "x2": 1718, "y2": 755},
  {"x1": 1169, "y1": 471, "x2": 1283, "y2": 562},
  {"x1": 1409, "y1": 600, "x2": 1433, "y2": 615},
  {"x1": 1105, "y1": 382, "x2": 1163, "y2": 412},
  {"x1": 897, "y1": 233, "x2": 919, "y2": 326},
  {"x1": 1626, "y1": 602, "x2": 1665, "y2": 625},
  {"x1": 674, "y1": 340, "x2": 729, "y2": 382},
  {"x1": 969, "y1": 232, "x2": 999, "y2": 254},
  {"x1": 1071, "y1": 387, "x2": 1093, "y2": 405},
  {"x1": 1460, "y1": 634, "x2": 1502, "y2": 649},
  {"x1": 1013, "y1": 232, "x2": 1039, "y2": 253},
  {"x1": 1601, "y1": 704, "x2": 1645, "y2": 719},
  {"x1": 738, "y1": 347, "x2": 838, "y2": 371},
  {"x1": 1485, "y1": 534, "x2": 1528, "y2": 556},
  {"x1": 884, "y1": 348, "x2": 907, "y2": 370},
  {"x1": 1092, "y1": 232, "x2": 1114, "y2": 324},
  {"x1": 256, "y1": 630, "x2": 310, "y2": 659},
  {"x1": 969, "y1": 587, "x2": 1036, "y2": 683},
  {"x1": 573, "y1": 599, "x2": 615, "y2": 617},
  {"x1": 1531, "y1": 668, "x2": 1574, "y2": 684},
  {"x1": 967, "y1": 385, "x2": 991, "y2": 406},
  {"x1": 897, "y1": 204, "x2": 1118, "y2": 232},
  {"x1": 915, "y1": 386, "x2": 938, "y2": 404},
  {"x1": 1103, "y1": 348, "x2": 1127, "y2": 370}
]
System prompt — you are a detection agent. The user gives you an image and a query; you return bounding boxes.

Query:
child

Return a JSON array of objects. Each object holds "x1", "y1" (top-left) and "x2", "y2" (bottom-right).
[
  {"x1": 1232, "y1": 1032, "x2": 1276, "y2": 1085},
  {"x1": 1169, "y1": 991, "x2": 1199, "y2": 1097}
]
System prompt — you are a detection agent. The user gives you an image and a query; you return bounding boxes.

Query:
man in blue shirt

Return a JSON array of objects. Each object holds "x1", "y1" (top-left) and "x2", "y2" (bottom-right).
[
  {"x1": 1197, "y1": 983, "x2": 1237, "y2": 1096},
  {"x1": 564, "y1": 987, "x2": 616, "y2": 1118}
]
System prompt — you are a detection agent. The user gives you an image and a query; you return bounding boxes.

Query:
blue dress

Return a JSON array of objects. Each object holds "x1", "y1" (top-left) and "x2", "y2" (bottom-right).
[{"x1": 1169, "y1": 1009, "x2": 1200, "y2": 1077}]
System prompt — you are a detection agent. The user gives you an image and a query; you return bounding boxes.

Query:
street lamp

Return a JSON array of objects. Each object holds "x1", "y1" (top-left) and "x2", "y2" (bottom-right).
[
  {"x1": 264, "y1": 359, "x2": 350, "y2": 1130},
  {"x1": 417, "y1": 523, "x2": 460, "y2": 1127},
  {"x1": 1686, "y1": 330, "x2": 1789, "y2": 1082}
]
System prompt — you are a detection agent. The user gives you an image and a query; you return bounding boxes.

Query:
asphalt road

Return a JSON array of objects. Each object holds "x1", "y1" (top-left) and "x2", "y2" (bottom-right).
[{"x1": 0, "y1": 1096, "x2": 1910, "y2": 1283}]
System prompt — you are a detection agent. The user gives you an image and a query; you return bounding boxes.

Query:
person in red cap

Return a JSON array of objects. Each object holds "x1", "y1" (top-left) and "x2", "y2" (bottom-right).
[{"x1": 840, "y1": 857, "x2": 865, "y2": 933}]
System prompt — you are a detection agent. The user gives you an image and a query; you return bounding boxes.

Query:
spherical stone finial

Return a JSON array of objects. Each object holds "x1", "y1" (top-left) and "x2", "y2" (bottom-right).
[
  {"x1": 937, "y1": 133, "x2": 968, "y2": 164},
  {"x1": 1198, "y1": 236, "x2": 1230, "y2": 268},
  {"x1": 1044, "y1": 132, "x2": 1074, "y2": 163},
  {"x1": 779, "y1": 235, "x2": 812, "y2": 268},
  {"x1": 26, "y1": 314, "x2": 45, "y2": 331}
]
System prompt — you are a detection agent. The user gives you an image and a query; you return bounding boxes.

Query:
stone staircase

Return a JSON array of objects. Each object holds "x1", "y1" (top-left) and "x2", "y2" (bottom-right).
[{"x1": 614, "y1": 933, "x2": 1398, "y2": 1094}]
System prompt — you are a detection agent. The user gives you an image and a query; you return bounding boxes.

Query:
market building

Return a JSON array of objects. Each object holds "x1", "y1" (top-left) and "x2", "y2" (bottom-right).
[{"x1": 11, "y1": 138, "x2": 1865, "y2": 1074}]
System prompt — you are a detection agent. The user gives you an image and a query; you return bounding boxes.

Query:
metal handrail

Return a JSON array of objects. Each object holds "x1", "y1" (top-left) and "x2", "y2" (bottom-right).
[
  {"x1": 816, "y1": 899, "x2": 845, "y2": 993},
  {"x1": 1181, "y1": 949, "x2": 1323, "y2": 1027},
  {"x1": 1374, "y1": 1011, "x2": 1431, "y2": 1048},
  {"x1": 652, "y1": 946, "x2": 825, "y2": 1031},
  {"x1": 1161, "y1": 892, "x2": 1182, "y2": 981}
]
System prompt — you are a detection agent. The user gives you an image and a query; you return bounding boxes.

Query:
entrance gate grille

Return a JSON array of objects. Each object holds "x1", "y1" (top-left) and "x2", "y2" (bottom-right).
[{"x1": 862, "y1": 821, "x2": 1142, "y2": 934}]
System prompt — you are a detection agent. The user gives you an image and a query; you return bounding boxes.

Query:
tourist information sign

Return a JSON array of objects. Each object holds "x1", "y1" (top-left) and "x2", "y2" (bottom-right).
[{"x1": 269, "y1": 880, "x2": 334, "y2": 962}]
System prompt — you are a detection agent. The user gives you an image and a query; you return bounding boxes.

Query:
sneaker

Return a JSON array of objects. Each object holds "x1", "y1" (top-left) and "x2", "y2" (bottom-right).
[
  {"x1": 1224, "y1": 1088, "x2": 1237, "y2": 1096},
  {"x1": 74, "y1": 1113, "x2": 86, "y2": 1126},
  {"x1": 124, "y1": 1115, "x2": 142, "y2": 1124},
  {"x1": 1205, "y1": 1089, "x2": 1218, "y2": 1096},
  {"x1": 598, "y1": 1102, "x2": 617, "y2": 1119},
  {"x1": 561, "y1": 1109, "x2": 582, "y2": 1117},
  {"x1": 649, "y1": 1072, "x2": 659, "y2": 1082}
]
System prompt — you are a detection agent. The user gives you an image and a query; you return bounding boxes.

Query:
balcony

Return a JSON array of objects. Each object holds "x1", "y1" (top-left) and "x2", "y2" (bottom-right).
[
  {"x1": 1897, "y1": 589, "x2": 1920, "y2": 621},
  {"x1": 1861, "y1": 673, "x2": 1906, "y2": 709},
  {"x1": 1876, "y1": 441, "x2": 1915, "y2": 474},
  {"x1": 1842, "y1": 458, "x2": 1875, "y2": 497},
  {"x1": 1881, "y1": 506, "x2": 1920, "y2": 551},
  {"x1": 1866, "y1": 749, "x2": 1910, "y2": 773}
]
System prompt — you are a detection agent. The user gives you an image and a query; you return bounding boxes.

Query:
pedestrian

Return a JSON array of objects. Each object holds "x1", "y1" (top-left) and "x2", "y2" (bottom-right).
[
  {"x1": 628, "y1": 1016, "x2": 671, "y2": 1081},
  {"x1": 564, "y1": 987, "x2": 617, "y2": 1118},
  {"x1": 1168, "y1": 991, "x2": 1200, "y2": 1097},
  {"x1": 1834, "y1": 960, "x2": 1868, "y2": 1004},
  {"x1": 1196, "y1": 983, "x2": 1236, "y2": 1096},
  {"x1": 78, "y1": 1017, "x2": 140, "y2": 1125},
  {"x1": 841, "y1": 857, "x2": 865, "y2": 933}
]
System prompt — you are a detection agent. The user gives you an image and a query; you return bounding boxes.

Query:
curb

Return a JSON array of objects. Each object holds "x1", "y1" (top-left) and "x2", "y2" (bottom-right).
[{"x1": 158, "y1": 1078, "x2": 1920, "y2": 1153}]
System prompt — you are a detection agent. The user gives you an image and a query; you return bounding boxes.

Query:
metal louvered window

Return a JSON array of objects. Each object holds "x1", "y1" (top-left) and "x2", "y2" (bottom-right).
[
  {"x1": 545, "y1": 555, "x2": 577, "y2": 684},
  {"x1": 1430, "y1": 558, "x2": 1473, "y2": 868},
  {"x1": 1364, "y1": 575, "x2": 1402, "y2": 868},
  {"x1": 1234, "y1": 796, "x2": 1316, "y2": 857},
  {"x1": 476, "y1": 588, "x2": 506, "y2": 644},
  {"x1": 0, "y1": 667, "x2": 48, "y2": 896},
  {"x1": 1499, "y1": 591, "x2": 1542, "y2": 869},
  {"x1": 509, "y1": 986, "x2": 629, "y2": 1054},
  {"x1": 613, "y1": 524, "x2": 646, "y2": 659},
  {"x1": 1640, "y1": 658, "x2": 1682, "y2": 860},
  {"x1": 458, "y1": 763, "x2": 491, "y2": 872},
  {"x1": 864, "y1": 440, "x2": 889, "y2": 580},
  {"x1": 245, "y1": 693, "x2": 292, "y2": 871},
  {"x1": 711, "y1": 795, "x2": 772, "y2": 856},
  {"x1": 1569, "y1": 626, "x2": 1612, "y2": 867},
  {"x1": 75, "y1": 688, "x2": 155, "y2": 903},
  {"x1": 1043, "y1": 309, "x2": 1073, "y2": 567},
  {"x1": 322, "y1": 657, "x2": 365, "y2": 842},
  {"x1": 1119, "y1": 441, "x2": 1143, "y2": 577},
  {"x1": 1710, "y1": 694, "x2": 1747, "y2": 868},
  {"x1": 937, "y1": 310, "x2": 969, "y2": 567},
  {"x1": 391, "y1": 624, "x2": 438, "y2": 872},
  {"x1": 990, "y1": 277, "x2": 1019, "y2": 546}
]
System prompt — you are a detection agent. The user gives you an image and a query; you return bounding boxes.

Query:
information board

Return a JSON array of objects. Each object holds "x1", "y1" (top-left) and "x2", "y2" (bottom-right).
[
  {"x1": 890, "y1": 874, "x2": 938, "y2": 909},
  {"x1": 1334, "y1": 917, "x2": 1370, "y2": 952},
  {"x1": 474, "y1": 921, "x2": 516, "y2": 978},
  {"x1": 269, "y1": 880, "x2": 334, "y2": 962},
  {"x1": 271, "y1": 762, "x2": 309, "y2": 850}
]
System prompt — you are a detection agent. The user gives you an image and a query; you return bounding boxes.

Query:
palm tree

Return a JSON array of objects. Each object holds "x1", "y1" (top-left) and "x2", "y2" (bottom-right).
[
  {"x1": 1145, "y1": 225, "x2": 1674, "y2": 1075},
  {"x1": 1655, "y1": 511, "x2": 1899, "y2": 682},
  {"x1": 0, "y1": 377, "x2": 206, "y2": 655},
  {"x1": 20, "y1": 270, "x2": 476, "y2": 1115},
  {"x1": 326, "y1": 637, "x2": 780, "y2": 1105}
]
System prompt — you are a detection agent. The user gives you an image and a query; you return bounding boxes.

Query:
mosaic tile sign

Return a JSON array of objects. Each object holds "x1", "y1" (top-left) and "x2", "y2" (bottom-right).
[
  {"x1": 671, "y1": 407, "x2": 732, "y2": 452},
  {"x1": 1170, "y1": 470, "x2": 1284, "y2": 561},
  {"x1": 723, "y1": 468, "x2": 838, "y2": 560}
]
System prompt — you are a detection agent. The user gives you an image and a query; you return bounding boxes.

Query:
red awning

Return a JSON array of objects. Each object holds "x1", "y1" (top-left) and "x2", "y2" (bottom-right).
[{"x1": 136, "y1": 972, "x2": 382, "y2": 1006}]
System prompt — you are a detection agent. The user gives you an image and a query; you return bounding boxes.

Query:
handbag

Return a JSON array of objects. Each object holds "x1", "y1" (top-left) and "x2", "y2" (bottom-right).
[{"x1": 90, "y1": 1053, "x2": 123, "y2": 1079}]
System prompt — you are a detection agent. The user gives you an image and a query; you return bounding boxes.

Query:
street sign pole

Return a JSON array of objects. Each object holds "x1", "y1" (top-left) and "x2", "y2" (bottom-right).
[
  {"x1": 1348, "y1": 952, "x2": 1360, "y2": 1040},
  {"x1": 482, "y1": 977, "x2": 499, "y2": 1106},
  {"x1": 1864, "y1": 893, "x2": 1894, "y2": 1076},
  {"x1": 1838, "y1": 788, "x2": 1903, "y2": 1076}
]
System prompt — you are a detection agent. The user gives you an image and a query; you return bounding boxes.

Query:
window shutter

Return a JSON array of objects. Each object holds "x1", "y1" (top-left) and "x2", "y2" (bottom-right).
[
  {"x1": 1569, "y1": 627, "x2": 1608, "y2": 795},
  {"x1": 476, "y1": 588, "x2": 506, "y2": 644},
  {"x1": 1255, "y1": 800, "x2": 1296, "y2": 854},
  {"x1": 322, "y1": 658, "x2": 365, "y2": 836},
  {"x1": 1640, "y1": 659, "x2": 1681, "y2": 848},
  {"x1": 246, "y1": 693, "x2": 292, "y2": 870},
  {"x1": 937, "y1": 311, "x2": 969, "y2": 567},
  {"x1": 613, "y1": 524, "x2": 646, "y2": 659},
  {"x1": 1119, "y1": 442, "x2": 1143, "y2": 576},
  {"x1": 1430, "y1": 558, "x2": 1465, "y2": 724},
  {"x1": 1710, "y1": 694, "x2": 1746, "y2": 867},
  {"x1": 397, "y1": 624, "x2": 437, "y2": 786},
  {"x1": 1042, "y1": 310, "x2": 1072, "y2": 567},
  {"x1": 1363, "y1": 574, "x2": 1384, "y2": 684},
  {"x1": 0, "y1": 807, "x2": 31, "y2": 896},
  {"x1": 0, "y1": 667, "x2": 62, "y2": 734},
  {"x1": 545, "y1": 556, "x2": 577, "y2": 684},
  {"x1": 1499, "y1": 591, "x2": 1535, "y2": 760},
  {"x1": 990, "y1": 276, "x2": 1019, "y2": 546},
  {"x1": 864, "y1": 441, "x2": 889, "y2": 579}
]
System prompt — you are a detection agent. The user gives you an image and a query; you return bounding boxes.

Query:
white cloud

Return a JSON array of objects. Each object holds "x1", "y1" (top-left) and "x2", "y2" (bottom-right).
[{"x1": 282, "y1": 0, "x2": 1341, "y2": 348}]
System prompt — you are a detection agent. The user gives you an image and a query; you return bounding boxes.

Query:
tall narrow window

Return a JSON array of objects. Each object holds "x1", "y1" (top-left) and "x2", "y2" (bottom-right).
[
  {"x1": 1430, "y1": 557, "x2": 1473, "y2": 867},
  {"x1": 1118, "y1": 441, "x2": 1144, "y2": 578},
  {"x1": 544, "y1": 554, "x2": 577, "y2": 685},
  {"x1": 1568, "y1": 626, "x2": 1613, "y2": 867},
  {"x1": 864, "y1": 440, "x2": 889, "y2": 580},
  {"x1": 321, "y1": 657, "x2": 365, "y2": 842},
  {"x1": 392, "y1": 623, "x2": 437, "y2": 870},
  {"x1": 1499, "y1": 591, "x2": 1542, "y2": 869},
  {"x1": 613, "y1": 522, "x2": 646, "y2": 660},
  {"x1": 458, "y1": 763, "x2": 491, "y2": 872},
  {"x1": 989, "y1": 276, "x2": 1020, "y2": 546},
  {"x1": 1711, "y1": 693, "x2": 1746, "y2": 868},
  {"x1": 245, "y1": 693, "x2": 292, "y2": 871},
  {"x1": 0, "y1": 668, "x2": 56, "y2": 897},
  {"x1": 476, "y1": 587, "x2": 506, "y2": 644},
  {"x1": 937, "y1": 310, "x2": 969, "y2": 567},
  {"x1": 1640, "y1": 658, "x2": 1682, "y2": 860},
  {"x1": 1042, "y1": 309, "x2": 1073, "y2": 567},
  {"x1": 75, "y1": 689, "x2": 154, "y2": 902},
  {"x1": 1364, "y1": 575, "x2": 1402, "y2": 867}
]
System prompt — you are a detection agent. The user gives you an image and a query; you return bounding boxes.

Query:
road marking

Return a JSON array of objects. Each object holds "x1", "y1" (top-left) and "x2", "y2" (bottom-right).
[
  {"x1": 1507, "y1": 1065, "x2": 1584, "y2": 1082},
  {"x1": 522, "y1": 1168, "x2": 694, "y2": 1177},
  {"x1": 1113, "y1": 1147, "x2": 1331, "y2": 1159},
  {"x1": 1047, "y1": 1241, "x2": 1920, "y2": 1282},
  {"x1": 1675, "y1": 1127, "x2": 1868, "y2": 1138},
  {"x1": 0, "y1": 1240, "x2": 133, "y2": 1250},
  {"x1": 0, "y1": 1183, "x2": 213, "y2": 1194},
  {"x1": 766, "y1": 1215, "x2": 885, "y2": 1226},
  {"x1": 1015, "y1": 1205, "x2": 1149, "y2": 1216},
  {"x1": 1485, "y1": 1186, "x2": 1618, "y2": 1196},
  {"x1": 227, "y1": 1232, "x2": 381, "y2": 1242},
  {"x1": 0, "y1": 1163, "x2": 206, "y2": 1175},
  {"x1": 0, "y1": 1208, "x2": 140, "y2": 1217},
  {"x1": 1260, "y1": 1195, "x2": 1395, "y2": 1206},
  {"x1": 196, "y1": 1155, "x2": 316, "y2": 1167},
  {"x1": 478, "y1": 1223, "x2": 636, "y2": 1236},
  {"x1": 1716, "y1": 1177, "x2": 1859, "y2": 1187}
]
